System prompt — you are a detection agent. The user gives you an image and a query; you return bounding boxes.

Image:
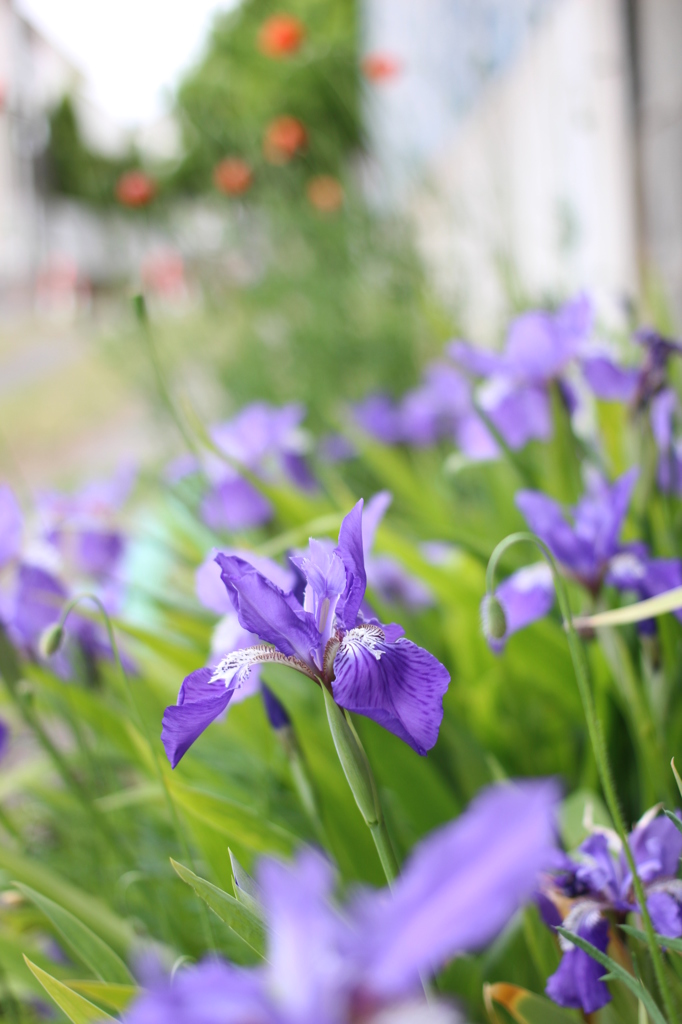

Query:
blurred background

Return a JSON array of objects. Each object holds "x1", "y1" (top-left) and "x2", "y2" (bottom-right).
[{"x1": 1, "y1": 0, "x2": 681, "y2": 489}]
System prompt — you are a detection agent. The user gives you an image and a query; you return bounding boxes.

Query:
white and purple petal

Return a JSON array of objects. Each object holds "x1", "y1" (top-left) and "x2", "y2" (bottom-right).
[{"x1": 331, "y1": 625, "x2": 449, "y2": 755}]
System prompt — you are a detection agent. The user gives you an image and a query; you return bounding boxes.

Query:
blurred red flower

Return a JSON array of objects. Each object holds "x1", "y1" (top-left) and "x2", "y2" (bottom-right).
[
  {"x1": 116, "y1": 171, "x2": 156, "y2": 208},
  {"x1": 306, "y1": 175, "x2": 344, "y2": 213},
  {"x1": 258, "y1": 14, "x2": 305, "y2": 57},
  {"x1": 213, "y1": 158, "x2": 253, "y2": 195},
  {"x1": 263, "y1": 116, "x2": 307, "y2": 164},
  {"x1": 362, "y1": 53, "x2": 402, "y2": 82}
]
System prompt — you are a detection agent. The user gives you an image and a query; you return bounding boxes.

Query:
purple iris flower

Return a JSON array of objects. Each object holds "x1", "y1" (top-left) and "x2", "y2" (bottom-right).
[
  {"x1": 485, "y1": 469, "x2": 682, "y2": 649},
  {"x1": 449, "y1": 294, "x2": 593, "y2": 450},
  {"x1": 177, "y1": 403, "x2": 314, "y2": 533},
  {"x1": 353, "y1": 365, "x2": 498, "y2": 462},
  {"x1": 38, "y1": 467, "x2": 133, "y2": 581},
  {"x1": 584, "y1": 327, "x2": 682, "y2": 412},
  {"x1": 162, "y1": 501, "x2": 450, "y2": 767},
  {"x1": 515, "y1": 469, "x2": 638, "y2": 594},
  {"x1": 124, "y1": 779, "x2": 558, "y2": 1024},
  {"x1": 542, "y1": 807, "x2": 682, "y2": 1013}
]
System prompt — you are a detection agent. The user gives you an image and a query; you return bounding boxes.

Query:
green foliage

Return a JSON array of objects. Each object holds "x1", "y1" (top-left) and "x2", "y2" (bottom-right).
[{"x1": 173, "y1": 0, "x2": 359, "y2": 193}]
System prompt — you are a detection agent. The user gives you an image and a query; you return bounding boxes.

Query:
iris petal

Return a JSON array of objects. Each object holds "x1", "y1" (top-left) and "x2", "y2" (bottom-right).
[{"x1": 331, "y1": 625, "x2": 449, "y2": 755}]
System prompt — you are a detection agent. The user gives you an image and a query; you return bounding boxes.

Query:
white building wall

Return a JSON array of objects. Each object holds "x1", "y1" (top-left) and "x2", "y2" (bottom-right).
[{"x1": 364, "y1": 0, "x2": 639, "y2": 342}]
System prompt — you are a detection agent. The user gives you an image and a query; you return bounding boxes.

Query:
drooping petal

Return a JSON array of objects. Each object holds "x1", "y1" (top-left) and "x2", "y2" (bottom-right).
[
  {"x1": 355, "y1": 779, "x2": 560, "y2": 997},
  {"x1": 0, "y1": 485, "x2": 22, "y2": 569},
  {"x1": 546, "y1": 908, "x2": 610, "y2": 1014},
  {"x1": 486, "y1": 562, "x2": 555, "y2": 653},
  {"x1": 334, "y1": 500, "x2": 367, "y2": 632},
  {"x1": 215, "y1": 553, "x2": 319, "y2": 664},
  {"x1": 331, "y1": 625, "x2": 449, "y2": 755},
  {"x1": 161, "y1": 668, "x2": 235, "y2": 768}
]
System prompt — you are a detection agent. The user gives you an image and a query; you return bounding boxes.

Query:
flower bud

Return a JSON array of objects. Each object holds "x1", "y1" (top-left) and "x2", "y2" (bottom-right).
[
  {"x1": 481, "y1": 594, "x2": 507, "y2": 642},
  {"x1": 260, "y1": 683, "x2": 291, "y2": 731},
  {"x1": 38, "y1": 623, "x2": 64, "y2": 659}
]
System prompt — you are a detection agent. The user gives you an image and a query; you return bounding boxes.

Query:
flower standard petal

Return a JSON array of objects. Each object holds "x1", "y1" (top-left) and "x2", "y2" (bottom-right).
[
  {"x1": 331, "y1": 625, "x2": 450, "y2": 755},
  {"x1": 215, "y1": 553, "x2": 319, "y2": 664},
  {"x1": 334, "y1": 500, "x2": 367, "y2": 631}
]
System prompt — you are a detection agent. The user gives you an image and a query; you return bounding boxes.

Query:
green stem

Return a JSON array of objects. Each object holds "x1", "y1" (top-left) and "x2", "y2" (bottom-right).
[
  {"x1": 57, "y1": 595, "x2": 216, "y2": 952},
  {"x1": 0, "y1": 626, "x2": 122, "y2": 852},
  {"x1": 323, "y1": 687, "x2": 399, "y2": 884},
  {"x1": 487, "y1": 533, "x2": 678, "y2": 1023},
  {"x1": 132, "y1": 294, "x2": 201, "y2": 460}
]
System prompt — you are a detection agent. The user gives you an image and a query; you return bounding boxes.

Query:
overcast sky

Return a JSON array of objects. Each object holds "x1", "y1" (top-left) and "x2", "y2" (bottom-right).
[{"x1": 18, "y1": 0, "x2": 238, "y2": 125}]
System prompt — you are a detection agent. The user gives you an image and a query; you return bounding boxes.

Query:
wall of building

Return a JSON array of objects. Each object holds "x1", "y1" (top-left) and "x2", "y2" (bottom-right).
[{"x1": 404, "y1": 0, "x2": 638, "y2": 341}]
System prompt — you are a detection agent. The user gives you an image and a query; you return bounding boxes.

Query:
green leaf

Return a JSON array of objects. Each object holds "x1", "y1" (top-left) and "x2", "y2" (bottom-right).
[
  {"x1": 556, "y1": 927, "x2": 667, "y2": 1024},
  {"x1": 66, "y1": 981, "x2": 138, "y2": 1012},
  {"x1": 15, "y1": 883, "x2": 134, "y2": 985},
  {"x1": 572, "y1": 586, "x2": 682, "y2": 630},
  {"x1": 484, "y1": 982, "x2": 579, "y2": 1024},
  {"x1": 228, "y1": 848, "x2": 264, "y2": 919},
  {"x1": 621, "y1": 923, "x2": 682, "y2": 954},
  {"x1": 672, "y1": 759, "x2": 682, "y2": 801},
  {"x1": 167, "y1": 778, "x2": 297, "y2": 855},
  {"x1": 23, "y1": 958, "x2": 117, "y2": 1024},
  {"x1": 170, "y1": 859, "x2": 266, "y2": 958},
  {"x1": 0, "y1": 848, "x2": 135, "y2": 956}
]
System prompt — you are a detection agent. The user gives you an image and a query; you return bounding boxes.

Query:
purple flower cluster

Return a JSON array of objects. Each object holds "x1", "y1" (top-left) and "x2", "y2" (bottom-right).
[
  {"x1": 0, "y1": 470, "x2": 132, "y2": 672},
  {"x1": 162, "y1": 500, "x2": 450, "y2": 767},
  {"x1": 169, "y1": 403, "x2": 315, "y2": 532},
  {"x1": 354, "y1": 295, "x2": 594, "y2": 459},
  {"x1": 486, "y1": 468, "x2": 682, "y2": 649},
  {"x1": 125, "y1": 779, "x2": 560, "y2": 1024},
  {"x1": 541, "y1": 807, "x2": 682, "y2": 1013}
]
